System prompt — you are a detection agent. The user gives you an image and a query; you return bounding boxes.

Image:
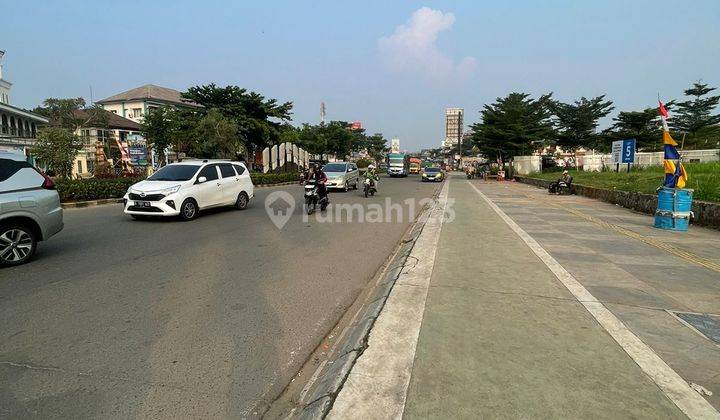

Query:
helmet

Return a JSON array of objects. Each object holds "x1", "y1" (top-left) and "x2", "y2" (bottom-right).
[
  {"x1": 368, "y1": 164, "x2": 375, "y2": 170},
  {"x1": 562, "y1": 170, "x2": 569, "y2": 174}
]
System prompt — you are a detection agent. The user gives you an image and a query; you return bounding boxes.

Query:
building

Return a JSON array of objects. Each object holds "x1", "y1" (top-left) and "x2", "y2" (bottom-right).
[
  {"x1": 391, "y1": 138, "x2": 400, "y2": 153},
  {"x1": 0, "y1": 51, "x2": 49, "y2": 159},
  {"x1": 69, "y1": 109, "x2": 143, "y2": 178},
  {"x1": 96, "y1": 84, "x2": 200, "y2": 123},
  {"x1": 443, "y1": 107, "x2": 464, "y2": 149}
]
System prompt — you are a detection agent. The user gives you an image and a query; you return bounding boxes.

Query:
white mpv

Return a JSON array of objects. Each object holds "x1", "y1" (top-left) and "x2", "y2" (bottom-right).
[{"x1": 123, "y1": 160, "x2": 254, "y2": 221}]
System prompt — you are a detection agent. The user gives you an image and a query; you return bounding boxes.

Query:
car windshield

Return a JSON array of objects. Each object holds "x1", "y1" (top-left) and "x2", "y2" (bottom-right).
[
  {"x1": 323, "y1": 163, "x2": 347, "y2": 172},
  {"x1": 148, "y1": 164, "x2": 200, "y2": 181},
  {"x1": 424, "y1": 168, "x2": 440, "y2": 173},
  {"x1": 389, "y1": 158, "x2": 404, "y2": 163}
]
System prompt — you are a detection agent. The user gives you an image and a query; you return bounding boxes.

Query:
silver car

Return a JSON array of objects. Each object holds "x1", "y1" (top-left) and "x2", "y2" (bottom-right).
[
  {"x1": 0, "y1": 151, "x2": 63, "y2": 266},
  {"x1": 323, "y1": 162, "x2": 359, "y2": 191}
]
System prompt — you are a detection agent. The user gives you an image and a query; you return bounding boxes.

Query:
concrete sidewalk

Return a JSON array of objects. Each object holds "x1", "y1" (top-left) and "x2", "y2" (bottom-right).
[{"x1": 330, "y1": 176, "x2": 719, "y2": 419}]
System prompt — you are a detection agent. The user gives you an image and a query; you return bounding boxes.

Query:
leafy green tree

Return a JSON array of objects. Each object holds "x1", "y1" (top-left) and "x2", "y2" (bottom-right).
[
  {"x1": 33, "y1": 98, "x2": 107, "y2": 131},
  {"x1": 365, "y1": 133, "x2": 387, "y2": 163},
  {"x1": 188, "y1": 109, "x2": 240, "y2": 159},
  {"x1": 551, "y1": 95, "x2": 614, "y2": 150},
  {"x1": 470, "y1": 92, "x2": 555, "y2": 162},
  {"x1": 31, "y1": 128, "x2": 83, "y2": 179},
  {"x1": 182, "y1": 84, "x2": 293, "y2": 154},
  {"x1": 670, "y1": 81, "x2": 720, "y2": 148},
  {"x1": 141, "y1": 106, "x2": 176, "y2": 165},
  {"x1": 608, "y1": 107, "x2": 662, "y2": 151}
]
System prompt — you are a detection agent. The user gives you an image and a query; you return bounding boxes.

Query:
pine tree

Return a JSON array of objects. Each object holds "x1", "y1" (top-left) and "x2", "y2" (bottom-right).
[{"x1": 670, "y1": 81, "x2": 720, "y2": 148}]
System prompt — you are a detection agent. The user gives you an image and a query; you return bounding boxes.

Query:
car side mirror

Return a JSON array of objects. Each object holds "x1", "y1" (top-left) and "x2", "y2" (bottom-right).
[{"x1": 197, "y1": 176, "x2": 207, "y2": 184}]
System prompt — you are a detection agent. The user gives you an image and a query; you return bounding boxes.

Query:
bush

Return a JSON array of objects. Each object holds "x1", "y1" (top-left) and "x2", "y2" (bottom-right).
[
  {"x1": 250, "y1": 171, "x2": 298, "y2": 185},
  {"x1": 356, "y1": 158, "x2": 373, "y2": 169},
  {"x1": 56, "y1": 177, "x2": 143, "y2": 202}
]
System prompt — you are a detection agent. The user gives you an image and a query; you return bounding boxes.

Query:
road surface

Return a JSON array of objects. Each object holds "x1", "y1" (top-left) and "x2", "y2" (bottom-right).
[{"x1": 0, "y1": 175, "x2": 439, "y2": 419}]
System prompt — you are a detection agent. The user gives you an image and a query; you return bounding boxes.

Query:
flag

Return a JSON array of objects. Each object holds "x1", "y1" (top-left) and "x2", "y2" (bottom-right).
[
  {"x1": 659, "y1": 98, "x2": 687, "y2": 189},
  {"x1": 662, "y1": 131, "x2": 677, "y2": 146}
]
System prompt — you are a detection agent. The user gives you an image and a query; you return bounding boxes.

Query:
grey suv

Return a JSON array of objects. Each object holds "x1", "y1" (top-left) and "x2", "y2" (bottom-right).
[{"x1": 0, "y1": 151, "x2": 63, "y2": 266}]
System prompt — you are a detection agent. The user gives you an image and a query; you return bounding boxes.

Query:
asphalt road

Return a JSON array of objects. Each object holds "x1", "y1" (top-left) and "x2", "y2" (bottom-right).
[{"x1": 0, "y1": 175, "x2": 440, "y2": 419}]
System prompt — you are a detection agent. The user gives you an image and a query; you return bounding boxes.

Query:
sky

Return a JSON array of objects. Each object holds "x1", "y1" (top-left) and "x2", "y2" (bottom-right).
[{"x1": 2, "y1": 0, "x2": 719, "y2": 151}]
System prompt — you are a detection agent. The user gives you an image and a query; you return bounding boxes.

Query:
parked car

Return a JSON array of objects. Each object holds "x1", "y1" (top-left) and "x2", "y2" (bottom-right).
[
  {"x1": 123, "y1": 160, "x2": 254, "y2": 221},
  {"x1": 421, "y1": 166, "x2": 444, "y2": 182},
  {"x1": 322, "y1": 162, "x2": 359, "y2": 191},
  {"x1": 0, "y1": 151, "x2": 63, "y2": 267}
]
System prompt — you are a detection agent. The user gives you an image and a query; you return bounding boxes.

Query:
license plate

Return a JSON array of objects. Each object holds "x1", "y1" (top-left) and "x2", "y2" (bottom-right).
[{"x1": 135, "y1": 201, "x2": 151, "y2": 207}]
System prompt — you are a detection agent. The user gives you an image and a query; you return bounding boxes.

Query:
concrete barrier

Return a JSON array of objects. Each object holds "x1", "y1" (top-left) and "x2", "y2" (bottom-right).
[{"x1": 515, "y1": 176, "x2": 720, "y2": 230}]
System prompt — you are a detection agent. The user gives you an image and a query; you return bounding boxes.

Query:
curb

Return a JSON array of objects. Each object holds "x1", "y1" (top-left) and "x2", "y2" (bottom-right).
[
  {"x1": 287, "y1": 192, "x2": 439, "y2": 419},
  {"x1": 61, "y1": 198, "x2": 123, "y2": 209},
  {"x1": 60, "y1": 181, "x2": 300, "y2": 209}
]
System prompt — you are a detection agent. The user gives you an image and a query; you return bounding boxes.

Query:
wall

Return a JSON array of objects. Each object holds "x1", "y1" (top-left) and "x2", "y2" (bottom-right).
[
  {"x1": 513, "y1": 155, "x2": 542, "y2": 175},
  {"x1": 582, "y1": 149, "x2": 719, "y2": 172}
]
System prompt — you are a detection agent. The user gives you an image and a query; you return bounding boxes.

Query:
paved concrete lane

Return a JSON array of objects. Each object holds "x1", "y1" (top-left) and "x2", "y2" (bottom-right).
[{"x1": 0, "y1": 175, "x2": 440, "y2": 419}]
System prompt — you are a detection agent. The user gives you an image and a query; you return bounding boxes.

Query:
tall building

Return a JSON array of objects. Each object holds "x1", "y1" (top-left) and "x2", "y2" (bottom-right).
[
  {"x1": 443, "y1": 107, "x2": 464, "y2": 149},
  {"x1": 391, "y1": 138, "x2": 400, "y2": 153}
]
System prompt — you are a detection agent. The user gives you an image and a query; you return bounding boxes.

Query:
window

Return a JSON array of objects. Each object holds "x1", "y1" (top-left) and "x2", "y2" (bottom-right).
[
  {"x1": 148, "y1": 164, "x2": 201, "y2": 181},
  {"x1": 0, "y1": 158, "x2": 32, "y2": 183},
  {"x1": 219, "y1": 164, "x2": 236, "y2": 178},
  {"x1": 77, "y1": 160, "x2": 83, "y2": 174},
  {"x1": 131, "y1": 108, "x2": 142, "y2": 118},
  {"x1": 323, "y1": 163, "x2": 347, "y2": 173},
  {"x1": 198, "y1": 164, "x2": 219, "y2": 181},
  {"x1": 110, "y1": 110, "x2": 117, "y2": 114},
  {"x1": 232, "y1": 164, "x2": 246, "y2": 175}
]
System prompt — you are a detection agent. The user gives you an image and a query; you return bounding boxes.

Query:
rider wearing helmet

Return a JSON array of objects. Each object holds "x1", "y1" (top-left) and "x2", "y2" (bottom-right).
[
  {"x1": 365, "y1": 164, "x2": 379, "y2": 187},
  {"x1": 305, "y1": 163, "x2": 328, "y2": 200}
]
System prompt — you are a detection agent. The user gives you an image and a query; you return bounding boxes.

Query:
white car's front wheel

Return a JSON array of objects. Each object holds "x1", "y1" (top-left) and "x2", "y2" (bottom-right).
[{"x1": 180, "y1": 199, "x2": 199, "y2": 221}]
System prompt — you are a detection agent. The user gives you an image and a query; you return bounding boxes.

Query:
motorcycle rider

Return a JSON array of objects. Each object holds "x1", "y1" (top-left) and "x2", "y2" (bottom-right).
[
  {"x1": 365, "y1": 164, "x2": 379, "y2": 189},
  {"x1": 305, "y1": 163, "x2": 328, "y2": 202}
]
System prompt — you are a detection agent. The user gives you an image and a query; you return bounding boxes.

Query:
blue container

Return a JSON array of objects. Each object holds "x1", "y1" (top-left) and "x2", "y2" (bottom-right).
[{"x1": 654, "y1": 187, "x2": 693, "y2": 231}]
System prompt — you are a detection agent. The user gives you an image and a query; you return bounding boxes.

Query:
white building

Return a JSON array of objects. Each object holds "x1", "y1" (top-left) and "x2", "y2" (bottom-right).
[
  {"x1": 443, "y1": 107, "x2": 464, "y2": 149},
  {"x1": 96, "y1": 84, "x2": 200, "y2": 123},
  {"x1": 391, "y1": 138, "x2": 400, "y2": 153},
  {"x1": 0, "y1": 51, "x2": 49, "y2": 161}
]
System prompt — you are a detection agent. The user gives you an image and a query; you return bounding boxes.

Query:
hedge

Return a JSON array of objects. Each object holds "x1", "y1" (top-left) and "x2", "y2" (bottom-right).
[
  {"x1": 56, "y1": 177, "x2": 143, "y2": 202},
  {"x1": 250, "y1": 172, "x2": 298, "y2": 185},
  {"x1": 56, "y1": 172, "x2": 300, "y2": 202}
]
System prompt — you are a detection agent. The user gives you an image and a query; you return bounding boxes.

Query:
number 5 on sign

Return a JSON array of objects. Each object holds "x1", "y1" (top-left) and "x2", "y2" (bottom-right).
[{"x1": 621, "y1": 139, "x2": 635, "y2": 164}]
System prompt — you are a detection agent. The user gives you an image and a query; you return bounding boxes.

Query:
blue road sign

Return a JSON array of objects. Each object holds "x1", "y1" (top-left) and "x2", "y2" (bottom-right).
[{"x1": 621, "y1": 139, "x2": 636, "y2": 163}]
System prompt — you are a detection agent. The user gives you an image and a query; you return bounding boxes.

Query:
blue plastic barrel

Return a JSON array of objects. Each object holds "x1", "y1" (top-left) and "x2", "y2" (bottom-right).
[{"x1": 654, "y1": 187, "x2": 693, "y2": 231}]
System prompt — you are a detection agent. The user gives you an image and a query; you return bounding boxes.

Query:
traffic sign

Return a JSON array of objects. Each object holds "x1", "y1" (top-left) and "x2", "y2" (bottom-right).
[{"x1": 612, "y1": 139, "x2": 636, "y2": 164}]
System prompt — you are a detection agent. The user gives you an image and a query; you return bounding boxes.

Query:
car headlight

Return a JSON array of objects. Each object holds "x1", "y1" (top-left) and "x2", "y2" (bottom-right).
[{"x1": 161, "y1": 185, "x2": 182, "y2": 195}]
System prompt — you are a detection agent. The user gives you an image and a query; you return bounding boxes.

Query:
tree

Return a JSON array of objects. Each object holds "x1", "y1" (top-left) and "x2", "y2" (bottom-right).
[
  {"x1": 608, "y1": 107, "x2": 662, "y2": 151},
  {"x1": 181, "y1": 84, "x2": 293, "y2": 155},
  {"x1": 31, "y1": 128, "x2": 83, "y2": 179},
  {"x1": 670, "y1": 81, "x2": 720, "y2": 148},
  {"x1": 552, "y1": 95, "x2": 614, "y2": 150},
  {"x1": 141, "y1": 106, "x2": 176, "y2": 166},
  {"x1": 470, "y1": 92, "x2": 555, "y2": 162},
  {"x1": 188, "y1": 109, "x2": 240, "y2": 159},
  {"x1": 365, "y1": 133, "x2": 387, "y2": 163},
  {"x1": 33, "y1": 98, "x2": 107, "y2": 131}
]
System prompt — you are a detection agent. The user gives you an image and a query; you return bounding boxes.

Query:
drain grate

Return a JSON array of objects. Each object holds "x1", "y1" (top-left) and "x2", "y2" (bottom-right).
[{"x1": 672, "y1": 311, "x2": 720, "y2": 345}]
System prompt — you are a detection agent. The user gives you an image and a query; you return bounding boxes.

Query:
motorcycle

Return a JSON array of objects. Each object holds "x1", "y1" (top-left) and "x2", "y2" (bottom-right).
[
  {"x1": 466, "y1": 171, "x2": 475, "y2": 179},
  {"x1": 304, "y1": 180, "x2": 329, "y2": 214},
  {"x1": 363, "y1": 177, "x2": 377, "y2": 197}
]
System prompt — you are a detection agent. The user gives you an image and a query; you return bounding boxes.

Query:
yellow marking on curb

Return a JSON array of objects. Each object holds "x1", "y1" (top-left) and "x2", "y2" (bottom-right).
[{"x1": 526, "y1": 193, "x2": 720, "y2": 274}]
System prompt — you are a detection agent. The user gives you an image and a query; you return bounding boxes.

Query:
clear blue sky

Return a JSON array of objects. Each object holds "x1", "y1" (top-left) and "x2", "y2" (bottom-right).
[{"x1": 3, "y1": 0, "x2": 719, "y2": 150}]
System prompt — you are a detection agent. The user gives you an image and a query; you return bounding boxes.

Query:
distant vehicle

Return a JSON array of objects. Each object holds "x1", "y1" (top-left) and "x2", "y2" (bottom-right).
[
  {"x1": 378, "y1": 162, "x2": 388, "y2": 171},
  {"x1": 409, "y1": 157, "x2": 422, "y2": 174},
  {"x1": 0, "y1": 151, "x2": 63, "y2": 266},
  {"x1": 386, "y1": 153, "x2": 410, "y2": 177},
  {"x1": 421, "y1": 166, "x2": 444, "y2": 182},
  {"x1": 123, "y1": 160, "x2": 254, "y2": 221},
  {"x1": 322, "y1": 162, "x2": 359, "y2": 191}
]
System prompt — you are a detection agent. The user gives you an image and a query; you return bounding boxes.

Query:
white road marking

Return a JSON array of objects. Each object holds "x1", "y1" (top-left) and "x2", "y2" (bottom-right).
[
  {"x1": 468, "y1": 181, "x2": 719, "y2": 420},
  {"x1": 328, "y1": 180, "x2": 450, "y2": 419}
]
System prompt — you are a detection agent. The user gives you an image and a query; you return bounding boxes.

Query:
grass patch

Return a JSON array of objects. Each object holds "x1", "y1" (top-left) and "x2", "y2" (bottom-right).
[{"x1": 528, "y1": 161, "x2": 720, "y2": 203}]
